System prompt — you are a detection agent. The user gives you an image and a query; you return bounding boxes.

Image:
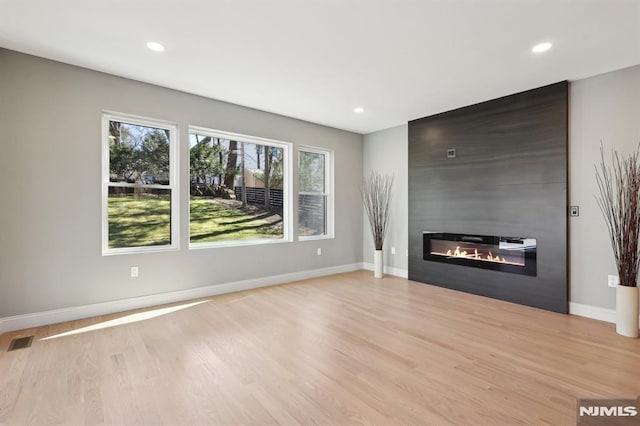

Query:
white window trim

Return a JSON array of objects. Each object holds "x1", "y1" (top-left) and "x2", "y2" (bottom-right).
[
  {"x1": 101, "y1": 111, "x2": 180, "y2": 255},
  {"x1": 298, "y1": 145, "x2": 335, "y2": 241},
  {"x1": 188, "y1": 126, "x2": 293, "y2": 249}
]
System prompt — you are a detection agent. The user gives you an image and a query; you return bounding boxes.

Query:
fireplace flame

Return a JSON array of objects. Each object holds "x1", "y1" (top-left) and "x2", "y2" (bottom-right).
[{"x1": 445, "y1": 246, "x2": 507, "y2": 263}]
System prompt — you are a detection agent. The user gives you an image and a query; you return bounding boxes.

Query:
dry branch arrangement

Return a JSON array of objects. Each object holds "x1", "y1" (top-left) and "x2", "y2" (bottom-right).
[
  {"x1": 595, "y1": 144, "x2": 640, "y2": 287},
  {"x1": 362, "y1": 171, "x2": 394, "y2": 251}
]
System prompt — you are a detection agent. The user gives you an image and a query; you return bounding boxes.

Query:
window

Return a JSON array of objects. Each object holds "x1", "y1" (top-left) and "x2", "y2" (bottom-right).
[
  {"x1": 102, "y1": 113, "x2": 179, "y2": 254},
  {"x1": 298, "y1": 147, "x2": 333, "y2": 239},
  {"x1": 188, "y1": 126, "x2": 292, "y2": 247}
]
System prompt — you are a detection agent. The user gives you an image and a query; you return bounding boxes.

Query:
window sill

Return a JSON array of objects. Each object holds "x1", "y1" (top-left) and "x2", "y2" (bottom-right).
[
  {"x1": 299, "y1": 234, "x2": 334, "y2": 242},
  {"x1": 189, "y1": 237, "x2": 293, "y2": 250},
  {"x1": 102, "y1": 244, "x2": 180, "y2": 256}
]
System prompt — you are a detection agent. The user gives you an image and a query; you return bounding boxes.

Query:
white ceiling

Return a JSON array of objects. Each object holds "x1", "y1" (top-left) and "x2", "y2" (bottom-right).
[{"x1": 1, "y1": 0, "x2": 639, "y2": 134}]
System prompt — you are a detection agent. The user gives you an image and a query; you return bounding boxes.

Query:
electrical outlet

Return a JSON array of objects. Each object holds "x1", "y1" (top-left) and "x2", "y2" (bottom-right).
[
  {"x1": 391, "y1": 247, "x2": 396, "y2": 255},
  {"x1": 131, "y1": 266, "x2": 139, "y2": 278},
  {"x1": 406, "y1": 249, "x2": 408, "y2": 257},
  {"x1": 317, "y1": 248, "x2": 322, "y2": 256},
  {"x1": 608, "y1": 275, "x2": 619, "y2": 287}
]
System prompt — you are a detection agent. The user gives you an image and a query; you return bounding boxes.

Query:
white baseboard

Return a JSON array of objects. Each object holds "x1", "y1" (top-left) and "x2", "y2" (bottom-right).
[
  {"x1": 569, "y1": 302, "x2": 616, "y2": 323},
  {"x1": 362, "y1": 262, "x2": 409, "y2": 278},
  {"x1": 0, "y1": 263, "x2": 362, "y2": 334},
  {"x1": 2, "y1": 265, "x2": 618, "y2": 334}
]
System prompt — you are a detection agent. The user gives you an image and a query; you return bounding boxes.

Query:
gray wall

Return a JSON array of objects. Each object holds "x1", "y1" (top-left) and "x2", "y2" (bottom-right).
[
  {"x1": 570, "y1": 65, "x2": 640, "y2": 308},
  {"x1": 362, "y1": 125, "x2": 408, "y2": 274},
  {"x1": 0, "y1": 49, "x2": 363, "y2": 318},
  {"x1": 363, "y1": 65, "x2": 640, "y2": 311}
]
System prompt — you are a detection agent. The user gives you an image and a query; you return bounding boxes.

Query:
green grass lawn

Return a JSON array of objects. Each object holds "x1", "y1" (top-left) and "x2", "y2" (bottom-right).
[
  {"x1": 108, "y1": 195, "x2": 283, "y2": 248},
  {"x1": 108, "y1": 195, "x2": 171, "y2": 248},
  {"x1": 190, "y1": 197, "x2": 283, "y2": 243}
]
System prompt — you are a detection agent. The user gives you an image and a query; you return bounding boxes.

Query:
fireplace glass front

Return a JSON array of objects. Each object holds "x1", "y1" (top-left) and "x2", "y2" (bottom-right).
[{"x1": 423, "y1": 232, "x2": 537, "y2": 276}]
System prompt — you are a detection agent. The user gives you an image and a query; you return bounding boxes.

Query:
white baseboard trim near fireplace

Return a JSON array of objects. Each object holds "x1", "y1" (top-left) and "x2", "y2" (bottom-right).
[
  {"x1": 2, "y1": 269, "x2": 613, "y2": 334},
  {"x1": 362, "y1": 262, "x2": 409, "y2": 278},
  {"x1": 0, "y1": 263, "x2": 362, "y2": 334},
  {"x1": 569, "y1": 302, "x2": 616, "y2": 323}
]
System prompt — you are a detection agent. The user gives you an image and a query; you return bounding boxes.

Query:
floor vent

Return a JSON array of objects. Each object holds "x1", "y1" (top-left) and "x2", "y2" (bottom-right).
[{"x1": 7, "y1": 336, "x2": 34, "y2": 351}]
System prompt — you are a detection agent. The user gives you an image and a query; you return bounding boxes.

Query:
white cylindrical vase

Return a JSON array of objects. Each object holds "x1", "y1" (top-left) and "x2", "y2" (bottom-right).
[
  {"x1": 616, "y1": 285, "x2": 639, "y2": 338},
  {"x1": 374, "y1": 250, "x2": 383, "y2": 278}
]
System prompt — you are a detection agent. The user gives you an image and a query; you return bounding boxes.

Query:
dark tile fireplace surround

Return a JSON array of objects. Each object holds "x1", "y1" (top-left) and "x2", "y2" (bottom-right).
[{"x1": 408, "y1": 82, "x2": 568, "y2": 314}]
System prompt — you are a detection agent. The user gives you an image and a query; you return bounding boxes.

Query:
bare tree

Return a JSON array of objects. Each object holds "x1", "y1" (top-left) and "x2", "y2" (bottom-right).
[
  {"x1": 217, "y1": 138, "x2": 224, "y2": 185},
  {"x1": 256, "y1": 145, "x2": 262, "y2": 169},
  {"x1": 109, "y1": 121, "x2": 122, "y2": 145},
  {"x1": 224, "y1": 140, "x2": 238, "y2": 189},
  {"x1": 264, "y1": 146, "x2": 271, "y2": 209},
  {"x1": 240, "y1": 142, "x2": 247, "y2": 206}
]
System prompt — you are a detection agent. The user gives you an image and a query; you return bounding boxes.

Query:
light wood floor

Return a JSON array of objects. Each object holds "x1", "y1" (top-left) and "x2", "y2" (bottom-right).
[{"x1": 2, "y1": 271, "x2": 640, "y2": 425}]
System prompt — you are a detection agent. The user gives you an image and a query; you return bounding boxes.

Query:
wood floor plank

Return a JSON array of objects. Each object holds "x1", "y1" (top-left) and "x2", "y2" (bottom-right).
[{"x1": 1, "y1": 270, "x2": 640, "y2": 425}]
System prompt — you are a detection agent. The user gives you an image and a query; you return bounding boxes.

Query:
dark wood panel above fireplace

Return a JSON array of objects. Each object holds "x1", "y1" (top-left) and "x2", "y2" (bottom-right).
[{"x1": 408, "y1": 82, "x2": 568, "y2": 314}]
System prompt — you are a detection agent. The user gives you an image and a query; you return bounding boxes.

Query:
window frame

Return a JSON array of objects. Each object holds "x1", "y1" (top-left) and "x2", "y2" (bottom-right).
[
  {"x1": 298, "y1": 145, "x2": 334, "y2": 241},
  {"x1": 101, "y1": 111, "x2": 180, "y2": 255},
  {"x1": 188, "y1": 125, "x2": 293, "y2": 249}
]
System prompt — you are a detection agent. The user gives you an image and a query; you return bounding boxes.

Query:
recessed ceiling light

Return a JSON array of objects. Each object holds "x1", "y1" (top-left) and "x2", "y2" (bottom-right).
[
  {"x1": 146, "y1": 41, "x2": 165, "y2": 52},
  {"x1": 532, "y1": 42, "x2": 552, "y2": 53},
  {"x1": 354, "y1": 107, "x2": 364, "y2": 113}
]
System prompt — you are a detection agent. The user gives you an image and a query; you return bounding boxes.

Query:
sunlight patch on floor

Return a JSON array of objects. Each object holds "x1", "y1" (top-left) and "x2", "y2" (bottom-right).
[{"x1": 40, "y1": 300, "x2": 208, "y2": 341}]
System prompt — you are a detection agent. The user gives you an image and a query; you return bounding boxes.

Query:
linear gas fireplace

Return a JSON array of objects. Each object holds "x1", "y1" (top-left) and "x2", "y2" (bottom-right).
[{"x1": 423, "y1": 232, "x2": 537, "y2": 276}]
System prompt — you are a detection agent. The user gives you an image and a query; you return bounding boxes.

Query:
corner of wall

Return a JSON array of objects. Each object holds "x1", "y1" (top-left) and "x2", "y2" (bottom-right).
[{"x1": 362, "y1": 124, "x2": 409, "y2": 271}]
